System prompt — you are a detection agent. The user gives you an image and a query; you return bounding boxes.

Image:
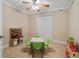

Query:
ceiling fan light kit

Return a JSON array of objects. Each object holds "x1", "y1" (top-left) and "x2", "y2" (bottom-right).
[{"x1": 32, "y1": 5, "x2": 40, "y2": 10}]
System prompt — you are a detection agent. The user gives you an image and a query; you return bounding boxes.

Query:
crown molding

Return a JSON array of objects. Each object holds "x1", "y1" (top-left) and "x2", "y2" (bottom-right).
[
  {"x1": 3, "y1": 0, "x2": 31, "y2": 15},
  {"x1": 3, "y1": 0, "x2": 73, "y2": 15},
  {"x1": 3, "y1": 1, "x2": 18, "y2": 10},
  {"x1": 66, "y1": 0, "x2": 74, "y2": 9}
]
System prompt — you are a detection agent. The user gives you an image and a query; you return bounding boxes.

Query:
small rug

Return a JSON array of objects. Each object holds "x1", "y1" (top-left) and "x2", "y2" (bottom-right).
[{"x1": 44, "y1": 48, "x2": 56, "y2": 55}]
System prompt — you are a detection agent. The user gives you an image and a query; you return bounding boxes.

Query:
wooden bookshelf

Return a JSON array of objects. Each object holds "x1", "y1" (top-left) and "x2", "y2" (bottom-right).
[{"x1": 9, "y1": 28, "x2": 23, "y2": 47}]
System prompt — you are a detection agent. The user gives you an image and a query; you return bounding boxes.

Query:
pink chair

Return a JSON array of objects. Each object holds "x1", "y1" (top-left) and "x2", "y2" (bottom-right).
[{"x1": 29, "y1": 32, "x2": 36, "y2": 37}]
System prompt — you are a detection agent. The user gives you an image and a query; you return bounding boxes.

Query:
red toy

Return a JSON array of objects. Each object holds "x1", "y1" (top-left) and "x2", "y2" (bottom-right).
[{"x1": 65, "y1": 37, "x2": 77, "y2": 57}]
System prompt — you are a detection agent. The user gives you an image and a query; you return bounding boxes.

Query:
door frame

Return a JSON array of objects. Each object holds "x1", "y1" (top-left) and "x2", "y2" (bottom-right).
[
  {"x1": 0, "y1": 0, "x2": 3, "y2": 58},
  {"x1": 36, "y1": 15, "x2": 54, "y2": 41}
]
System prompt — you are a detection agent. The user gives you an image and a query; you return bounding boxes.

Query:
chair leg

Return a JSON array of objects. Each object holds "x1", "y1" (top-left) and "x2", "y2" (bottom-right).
[
  {"x1": 31, "y1": 43, "x2": 34, "y2": 58},
  {"x1": 42, "y1": 48, "x2": 44, "y2": 58},
  {"x1": 47, "y1": 45, "x2": 50, "y2": 50},
  {"x1": 42, "y1": 43, "x2": 44, "y2": 58},
  {"x1": 29, "y1": 46, "x2": 32, "y2": 54},
  {"x1": 32, "y1": 49, "x2": 34, "y2": 58}
]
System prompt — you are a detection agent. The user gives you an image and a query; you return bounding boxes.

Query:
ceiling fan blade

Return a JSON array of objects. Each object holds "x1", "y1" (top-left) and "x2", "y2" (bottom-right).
[
  {"x1": 36, "y1": 3, "x2": 50, "y2": 8},
  {"x1": 32, "y1": 0, "x2": 37, "y2": 3},
  {"x1": 41, "y1": 4, "x2": 50, "y2": 8},
  {"x1": 22, "y1": 1, "x2": 31, "y2": 4},
  {"x1": 26, "y1": 8, "x2": 31, "y2": 10}
]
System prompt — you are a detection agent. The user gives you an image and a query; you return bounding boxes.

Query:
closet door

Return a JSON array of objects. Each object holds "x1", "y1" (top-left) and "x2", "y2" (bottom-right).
[{"x1": 37, "y1": 16, "x2": 53, "y2": 40}]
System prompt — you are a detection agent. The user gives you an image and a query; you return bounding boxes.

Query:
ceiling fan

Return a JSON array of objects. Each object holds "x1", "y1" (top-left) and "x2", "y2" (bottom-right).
[{"x1": 22, "y1": 0, "x2": 50, "y2": 11}]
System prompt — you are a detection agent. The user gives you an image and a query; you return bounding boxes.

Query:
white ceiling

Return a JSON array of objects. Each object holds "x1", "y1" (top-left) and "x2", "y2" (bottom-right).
[{"x1": 3, "y1": 0, "x2": 74, "y2": 15}]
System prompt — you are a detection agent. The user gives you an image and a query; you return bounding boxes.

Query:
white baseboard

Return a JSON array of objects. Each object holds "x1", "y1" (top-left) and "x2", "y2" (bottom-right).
[
  {"x1": 3, "y1": 44, "x2": 9, "y2": 49},
  {"x1": 53, "y1": 40, "x2": 66, "y2": 45},
  {"x1": 2, "y1": 40, "x2": 66, "y2": 49}
]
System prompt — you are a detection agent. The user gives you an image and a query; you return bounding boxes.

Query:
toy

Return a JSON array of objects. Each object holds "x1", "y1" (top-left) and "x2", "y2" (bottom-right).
[{"x1": 65, "y1": 37, "x2": 79, "y2": 58}]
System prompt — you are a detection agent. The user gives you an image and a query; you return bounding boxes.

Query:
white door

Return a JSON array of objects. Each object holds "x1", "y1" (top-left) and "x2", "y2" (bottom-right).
[
  {"x1": 0, "y1": 0, "x2": 2, "y2": 58},
  {"x1": 37, "y1": 16, "x2": 53, "y2": 41}
]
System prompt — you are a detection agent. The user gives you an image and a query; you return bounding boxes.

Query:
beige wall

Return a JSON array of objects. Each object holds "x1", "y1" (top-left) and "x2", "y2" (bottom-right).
[
  {"x1": 29, "y1": 15, "x2": 37, "y2": 34},
  {"x1": 69, "y1": 0, "x2": 79, "y2": 44},
  {"x1": 3, "y1": 2, "x2": 69, "y2": 46},
  {"x1": 3, "y1": 4, "x2": 30, "y2": 46},
  {"x1": 53, "y1": 10, "x2": 69, "y2": 43},
  {"x1": 30, "y1": 10, "x2": 69, "y2": 44}
]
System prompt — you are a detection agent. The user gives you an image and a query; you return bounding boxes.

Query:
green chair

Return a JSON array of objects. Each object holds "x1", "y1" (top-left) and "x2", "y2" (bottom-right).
[
  {"x1": 23, "y1": 38, "x2": 32, "y2": 54},
  {"x1": 44, "y1": 38, "x2": 51, "y2": 49},
  {"x1": 23, "y1": 38, "x2": 31, "y2": 47},
  {"x1": 31, "y1": 42, "x2": 44, "y2": 58},
  {"x1": 32, "y1": 34, "x2": 41, "y2": 38}
]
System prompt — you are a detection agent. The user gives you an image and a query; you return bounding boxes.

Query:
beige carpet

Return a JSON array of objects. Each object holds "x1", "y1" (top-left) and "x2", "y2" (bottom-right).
[{"x1": 2, "y1": 43, "x2": 66, "y2": 58}]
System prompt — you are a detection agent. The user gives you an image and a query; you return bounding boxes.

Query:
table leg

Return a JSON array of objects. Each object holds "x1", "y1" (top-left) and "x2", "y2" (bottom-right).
[
  {"x1": 42, "y1": 43, "x2": 44, "y2": 58},
  {"x1": 31, "y1": 42, "x2": 34, "y2": 58}
]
